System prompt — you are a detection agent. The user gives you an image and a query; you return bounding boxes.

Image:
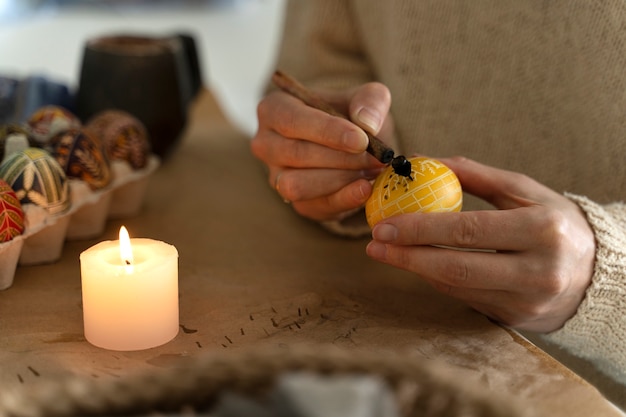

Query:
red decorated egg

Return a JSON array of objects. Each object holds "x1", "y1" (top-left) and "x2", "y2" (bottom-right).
[
  {"x1": 27, "y1": 105, "x2": 82, "y2": 145},
  {"x1": 0, "y1": 148, "x2": 70, "y2": 215},
  {"x1": 49, "y1": 128, "x2": 112, "y2": 190},
  {"x1": 0, "y1": 179, "x2": 24, "y2": 242},
  {"x1": 86, "y1": 110, "x2": 151, "y2": 170}
]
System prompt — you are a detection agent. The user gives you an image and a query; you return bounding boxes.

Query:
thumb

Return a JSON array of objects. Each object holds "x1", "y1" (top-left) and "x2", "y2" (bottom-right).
[
  {"x1": 348, "y1": 82, "x2": 392, "y2": 135},
  {"x1": 439, "y1": 156, "x2": 552, "y2": 210}
]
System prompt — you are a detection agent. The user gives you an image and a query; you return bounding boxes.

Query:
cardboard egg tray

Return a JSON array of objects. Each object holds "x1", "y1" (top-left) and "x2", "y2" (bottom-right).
[{"x1": 0, "y1": 156, "x2": 159, "y2": 290}]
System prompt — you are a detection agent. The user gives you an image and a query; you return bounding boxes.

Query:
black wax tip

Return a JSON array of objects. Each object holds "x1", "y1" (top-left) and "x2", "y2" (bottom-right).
[{"x1": 391, "y1": 156, "x2": 412, "y2": 178}]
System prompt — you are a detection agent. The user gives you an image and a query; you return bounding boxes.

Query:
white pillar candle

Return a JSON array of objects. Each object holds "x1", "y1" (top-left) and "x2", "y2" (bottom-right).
[{"x1": 80, "y1": 226, "x2": 179, "y2": 351}]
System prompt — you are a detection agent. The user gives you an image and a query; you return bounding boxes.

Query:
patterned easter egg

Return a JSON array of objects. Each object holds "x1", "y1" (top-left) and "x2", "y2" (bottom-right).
[
  {"x1": 49, "y1": 128, "x2": 112, "y2": 190},
  {"x1": 365, "y1": 156, "x2": 463, "y2": 228},
  {"x1": 27, "y1": 105, "x2": 82, "y2": 145},
  {"x1": 0, "y1": 179, "x2": 25, "y2": 242},
  {"x1": 86, "y1": 109, "x2": 151, "y2": 169},
  {"x1": 0, "y1": 148, "x2": 70, "y2": 215}
]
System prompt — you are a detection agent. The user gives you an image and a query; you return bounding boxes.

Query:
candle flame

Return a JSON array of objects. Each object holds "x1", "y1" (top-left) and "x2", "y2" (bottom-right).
[{"x1": 119, "y1": 226, "x2": 134, "y2": 266}]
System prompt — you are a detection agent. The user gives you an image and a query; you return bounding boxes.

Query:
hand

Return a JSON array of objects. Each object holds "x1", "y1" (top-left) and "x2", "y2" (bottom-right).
[
  {"x1": 251, "y1": 82, "x2": 394, "y2": 221},
  {"x1": 366, "y1": 156, "x2": 596, "y2": 333}
]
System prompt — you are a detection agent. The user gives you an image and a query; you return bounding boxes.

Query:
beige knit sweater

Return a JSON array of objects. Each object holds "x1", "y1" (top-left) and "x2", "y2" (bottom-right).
[{"x1": 270, "y1": 0, "x2": 626, "y2": 386}]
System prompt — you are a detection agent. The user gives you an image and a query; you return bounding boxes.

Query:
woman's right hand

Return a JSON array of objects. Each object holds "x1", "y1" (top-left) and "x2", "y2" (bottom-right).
[{"x1": 250, "y1": 81, "x2": 394, "y2": 221}]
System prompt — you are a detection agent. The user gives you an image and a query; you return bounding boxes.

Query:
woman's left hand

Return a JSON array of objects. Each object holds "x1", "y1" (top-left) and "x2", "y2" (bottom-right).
[{"x1": 366, "y1": 156, "x2": 596, "y2": 333}]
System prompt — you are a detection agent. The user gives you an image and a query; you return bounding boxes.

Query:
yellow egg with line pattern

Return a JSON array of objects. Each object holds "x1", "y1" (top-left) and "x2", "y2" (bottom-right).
[{"x1": 365, "y1": 156, "x2": 463, "y2": 228}]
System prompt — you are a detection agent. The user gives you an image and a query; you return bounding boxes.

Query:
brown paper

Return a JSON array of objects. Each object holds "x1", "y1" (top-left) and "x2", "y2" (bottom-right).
[{"x1": 0, "y1": 90, "x2": 621, "y2": 416}]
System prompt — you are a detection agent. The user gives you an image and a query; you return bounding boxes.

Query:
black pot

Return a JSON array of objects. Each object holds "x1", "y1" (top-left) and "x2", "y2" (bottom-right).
[{"x1": 76, "y1": 33, "x2": 203, "y2": 158}]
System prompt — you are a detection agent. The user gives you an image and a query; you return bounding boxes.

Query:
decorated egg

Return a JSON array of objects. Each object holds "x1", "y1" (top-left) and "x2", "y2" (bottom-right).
[
  {"x1": 0, "y1": 179, "x2": 25, "y2": 242},
  {"x1": 0, "y1": 148, "x2": 70, "y2": 215},
  {"x1": 27, "y1": 105, "x2": 82, "y2": 145},
  {"x1": 86, "y1": 109, "x2": 151, "y2": 170},
  {"x1": 49, "y1": 128, "x2": 112, "y2": 190},
  {"x1": 365, "y1": 156, "x2": 463, "y2": 227}
]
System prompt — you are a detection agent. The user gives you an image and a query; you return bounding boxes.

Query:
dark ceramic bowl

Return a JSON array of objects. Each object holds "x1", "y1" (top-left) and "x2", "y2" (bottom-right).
[{"x1": 76, "y1": 34, "x2": 202, "y2": 158}]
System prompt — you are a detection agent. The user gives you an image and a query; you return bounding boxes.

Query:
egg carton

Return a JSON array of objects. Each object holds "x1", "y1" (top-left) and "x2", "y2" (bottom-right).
[{"x1": 0, "y1": 156, "x2": 159, "y2": 290}]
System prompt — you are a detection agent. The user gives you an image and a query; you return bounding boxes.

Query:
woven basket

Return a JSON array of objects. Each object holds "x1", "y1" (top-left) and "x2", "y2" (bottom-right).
[{"x1": 0, "y1": 347, "x2": 530, "y2": 417}]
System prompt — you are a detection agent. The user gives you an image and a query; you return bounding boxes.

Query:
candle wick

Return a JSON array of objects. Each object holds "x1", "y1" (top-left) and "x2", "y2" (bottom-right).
[{"x1": 125, "y1": 260, "x2": 131, "y2": 265}]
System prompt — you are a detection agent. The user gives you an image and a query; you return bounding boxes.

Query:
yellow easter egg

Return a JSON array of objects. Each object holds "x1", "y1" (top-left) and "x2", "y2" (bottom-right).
[{"x1": 365, "y1": 156, "x2": 463, "y2": 227}]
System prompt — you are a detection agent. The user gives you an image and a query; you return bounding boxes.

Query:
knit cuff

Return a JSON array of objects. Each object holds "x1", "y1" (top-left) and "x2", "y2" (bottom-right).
[{"x1": 543, "y1": 193, "x2": 626, "y2": 384}]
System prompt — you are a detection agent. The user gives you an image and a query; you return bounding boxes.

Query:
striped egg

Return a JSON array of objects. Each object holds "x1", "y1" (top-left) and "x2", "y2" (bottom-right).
[
  {"x1": 49, "y1": 128, "x2": 112, "y2": 190},
  {"x1": 0, "y1": 148, "x2": 70, "y2": 216},
  {"x1": 86, "y1": 110, "x2": 151, "y2": 170},
  {"x1": 0, "y1": 179, "x2": 24, "y2": 242}
]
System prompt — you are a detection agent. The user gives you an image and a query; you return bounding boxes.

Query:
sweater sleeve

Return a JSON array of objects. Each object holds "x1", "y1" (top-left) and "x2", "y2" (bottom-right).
[{"x1": 543, "y1": 193, "x2": 626, "y2": 385}]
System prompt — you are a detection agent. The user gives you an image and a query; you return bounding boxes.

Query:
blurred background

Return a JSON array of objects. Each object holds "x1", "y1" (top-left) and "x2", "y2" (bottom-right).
[{"x1": 0, "y1": 0, "x2": 286, "y2": 135}]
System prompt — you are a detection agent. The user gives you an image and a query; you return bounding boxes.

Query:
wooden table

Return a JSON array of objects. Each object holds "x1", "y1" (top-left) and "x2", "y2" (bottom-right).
[{"x1": 0, "y1": 90, "x2": 622, "y2": 416}]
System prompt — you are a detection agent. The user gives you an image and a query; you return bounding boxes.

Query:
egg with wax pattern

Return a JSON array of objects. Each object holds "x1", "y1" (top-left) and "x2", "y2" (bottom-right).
[
  {"x1": 0, "y1": 179, "x2": 25, "y2": 242},
  {"x1": 49, "y1": 128, "x2": 112, "y2": 190},
  {"x1": 86, "y1": 110, "x2": 151, "y2": 170},
  {"x1": 365, "y1": 156, "x2": 463, "y2": 228},
  {"x1": 0, "y1": 148, "x2": 70, "y2": 216},
  {"x1": 27, "y1": 105, "x2": 82, "y2": 145}
]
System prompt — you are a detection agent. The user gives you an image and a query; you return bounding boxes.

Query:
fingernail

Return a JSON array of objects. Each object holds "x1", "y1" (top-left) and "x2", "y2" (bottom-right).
[
  {"x1": 372, "y1": 223, "x2": 397, "y2": 242},
  {"x1": 342, "y1": 130, "x2": 368, "y2": 153},
  {"x1": 366, "y1": 241, "x2": 387, "y2": 259},
  {"x1": 357, "y1": 107, "x2": 381, "y2": 133}
]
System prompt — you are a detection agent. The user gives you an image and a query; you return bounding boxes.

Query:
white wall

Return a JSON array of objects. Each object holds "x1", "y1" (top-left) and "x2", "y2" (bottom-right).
[{"x1": 0, "y1": 0, "x2": 286, "y2": 134}]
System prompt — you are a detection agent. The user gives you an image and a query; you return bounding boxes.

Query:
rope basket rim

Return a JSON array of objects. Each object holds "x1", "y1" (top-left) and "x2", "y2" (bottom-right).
[{"x1": 0, "y1": 346, "x2": 530, "y2": 417}]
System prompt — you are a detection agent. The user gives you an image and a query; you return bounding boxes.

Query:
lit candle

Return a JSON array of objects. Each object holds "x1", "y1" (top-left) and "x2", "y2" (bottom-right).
[{"x1": 80, "y1": 226, "x2": 179, "y2": 351}]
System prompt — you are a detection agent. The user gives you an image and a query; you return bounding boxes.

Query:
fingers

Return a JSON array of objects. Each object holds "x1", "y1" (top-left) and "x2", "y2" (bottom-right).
[
  {"x1": 272, "y1": 167, "x2": 382, "y2": 201},
  {"x1": 366, "y1": 242, "x2": 530, "y2": 292},
  {"x1": 257, "y1": 91, "x2": 369, "y2": 153},
  {"x1": 252, "y1": 82, "x2": 394, "y2": 222},
  {"x1": 370, "y1": 207, "x2": 543, "y2": 252},
  {"x1": 365, "y1": 157, "x2": 597, "y2": 332},
  {"x1": 268, "y1": 165, "x2": 379, "y2": 220},
  {"x1": 438, "y1": 156, "x2": 555, "y2": 210},
  {"x1": 292, "y1": 178, "x2": 373, "y2": 221},
  {"x1": 365, "y1": 240, "x2": 572, "y2": 331},
  {"x1": 252, "y1": 129, "x2": 378, "y2": 171},
  {"x1": 348, "y1": 82, "x2": 392, "y2": 134}
]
